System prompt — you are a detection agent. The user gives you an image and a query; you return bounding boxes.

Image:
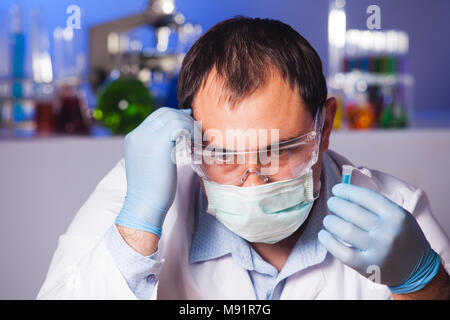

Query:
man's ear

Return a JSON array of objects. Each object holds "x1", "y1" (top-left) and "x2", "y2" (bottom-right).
[{"x1": 320, "y1": 98, "x2": 337, "y2": 153}]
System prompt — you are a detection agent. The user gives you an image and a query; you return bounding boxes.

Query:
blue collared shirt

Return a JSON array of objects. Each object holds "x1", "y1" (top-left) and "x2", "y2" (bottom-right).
[
  {"x1": 106, "y1": 166, "x2": 332, "y2": 300},
  {"x1": 189, "y1": 179, "x2": 328, "y2": 300}
]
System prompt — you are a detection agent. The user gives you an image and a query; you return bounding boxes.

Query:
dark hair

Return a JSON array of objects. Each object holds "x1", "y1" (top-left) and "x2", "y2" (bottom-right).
[{"x1": 177, "y1": 16, "x2": 327, "y2": 116}]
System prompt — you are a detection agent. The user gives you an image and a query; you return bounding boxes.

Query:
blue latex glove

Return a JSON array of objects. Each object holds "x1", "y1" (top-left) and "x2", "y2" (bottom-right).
[
  {"x1": 318, "y1": 183, "x2": 440, "y2": 293},
  {"x1": 115, "y1": 107, "x2": 196, "y2": 238}
]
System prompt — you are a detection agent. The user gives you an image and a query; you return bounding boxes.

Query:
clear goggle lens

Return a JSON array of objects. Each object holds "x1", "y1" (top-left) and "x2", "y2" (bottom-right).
[{"x1": 177, "y1": 110, "x2": 323, "y2": 186}]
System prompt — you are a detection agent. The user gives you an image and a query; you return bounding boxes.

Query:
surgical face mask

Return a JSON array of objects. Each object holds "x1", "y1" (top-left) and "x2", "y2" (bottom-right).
[{"x1": 202, "y1": 169, "x2": 320, "y2": 244}]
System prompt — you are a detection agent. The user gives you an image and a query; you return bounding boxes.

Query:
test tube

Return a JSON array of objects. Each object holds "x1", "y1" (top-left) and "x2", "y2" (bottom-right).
[
  {"x1": 341, "y1": 165, "x2": 372, "y2": 184},
  {"x1": 342, "y1": 165, "x2": 353, "y2": 184}
]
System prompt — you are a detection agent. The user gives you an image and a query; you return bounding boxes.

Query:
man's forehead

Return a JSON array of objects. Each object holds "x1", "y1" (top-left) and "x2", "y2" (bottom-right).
[{"x1": 192, "y1": 68, "x2": 314, "y2": 141}]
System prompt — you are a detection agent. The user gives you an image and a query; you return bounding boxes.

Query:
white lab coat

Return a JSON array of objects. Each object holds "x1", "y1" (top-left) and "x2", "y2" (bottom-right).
[{"x1": 37, "y1": 150, "x2": 450, "y2": 300}]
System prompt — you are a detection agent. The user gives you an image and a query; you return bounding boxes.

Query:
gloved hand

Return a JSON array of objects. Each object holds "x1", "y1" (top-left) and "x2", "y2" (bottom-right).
[
  {"x1": 318, "y1": 183, "x2": 441, "y2": 294},
  {"x1": 115, "y1": 107, "x2": 196, "y2": 238}
]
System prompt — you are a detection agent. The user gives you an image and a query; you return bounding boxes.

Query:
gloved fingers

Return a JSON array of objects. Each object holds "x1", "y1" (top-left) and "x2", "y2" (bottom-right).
[
  {"x1": 141, "y1": 107, "x2": 194, "y2": 128},
  {"x1": 165, "y1": 118, "x2": 200, "y2": 142},
  {"x1": 135, "y1": 108, "x2": 196, "y2": 137},
  {"x1": 124, "y1": 116, "x2": 196, "y2": 160},
  {"x1": 128, "y1": 108, "x2": 173, "y2": 137},
  {"x1": 322, "y1": 214, "x2": 370, "y2": 251},
  {"x1": 140, "y1": 106, "x2": 173, "y2": 125},
  {"x1": 332, "y1": 183, "x2": 399, "y2": 219},
  {"x1": 159, "y1": 107, "x2": 194, "y2": 122},
  {"x1": 327, "y1": 196, "x2": 379, "y2": 232},
  {"x1": 318, "y1": 229, "x2": 361, "y2": 268},
  {"x1": 179, "y1": 107, "x2": 192, "y2": 116},
  {"x1": 159, "y1": 110, "x2": 199, "y2": 142}
]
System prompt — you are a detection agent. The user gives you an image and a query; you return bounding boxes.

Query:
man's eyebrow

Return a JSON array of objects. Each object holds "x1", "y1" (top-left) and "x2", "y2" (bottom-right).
[
  {"x1": 278, "y1": 127, "x2": 316, "y2": 144},
  {"x1": 278, "y1": 133, "x2": 306, "y2": 144},
  {"x1": 200, "y1": 130, "x2": 310, "y2": 152},
  {"x1": 204, "y1": 138, "x2": 299, "y2": 153},
  {"x1": 278, "y1": 136, "x2": 298, "y2": 144}
]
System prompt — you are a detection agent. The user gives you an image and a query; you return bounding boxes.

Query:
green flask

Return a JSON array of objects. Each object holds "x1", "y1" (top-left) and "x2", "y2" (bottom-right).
[{"x1": 95, "y1": 77, "x2": 155, "y2": 135}]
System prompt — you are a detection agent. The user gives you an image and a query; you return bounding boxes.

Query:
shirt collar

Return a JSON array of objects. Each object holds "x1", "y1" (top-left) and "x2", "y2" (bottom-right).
[
  {"x1": 189, "y1": 153, "x2": 340, "y2": 275},
  {"x1": 189, "y1": 187, "x2": 254, "y2": 270}
]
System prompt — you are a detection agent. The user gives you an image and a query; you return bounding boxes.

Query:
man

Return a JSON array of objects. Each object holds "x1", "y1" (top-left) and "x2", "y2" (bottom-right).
[{"x1": 38, "y1": 17, "x2": 449, "y2": 300}]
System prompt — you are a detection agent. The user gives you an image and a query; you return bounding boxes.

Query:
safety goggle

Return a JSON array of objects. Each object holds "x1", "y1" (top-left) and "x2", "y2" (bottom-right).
[{"x1": 177, "y1": 109, "x2": 324, "y2": 186}]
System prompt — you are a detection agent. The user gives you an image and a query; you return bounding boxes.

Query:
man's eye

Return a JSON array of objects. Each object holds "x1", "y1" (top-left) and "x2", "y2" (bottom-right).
[
  {"x1": 223, "y1": 155, "x2": 236, "y2": 163},
  {"x1": 211, "y1": 150, "x2": 232, "y2": 162},
  {"x1": 264, "y1": 149, "x2": 285, "y2": 156},
  {"x1": 219, "y1": 153, "x2": 229, "y2": 161}
]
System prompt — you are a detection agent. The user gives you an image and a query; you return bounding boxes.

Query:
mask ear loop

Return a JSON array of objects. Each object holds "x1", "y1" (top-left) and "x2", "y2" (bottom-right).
[
  {"x1": 308, "y1": 106, "x2": 326, "y2": 168},
  {"x1": 266, "y1": 107, "x2": 325, "y2": 183},
  {"x1": 315, "y1": 106, "x2": 326, "y2": 145},
  {"x1": 309, "y1": 106, "x2": 326, "y2": 196}
]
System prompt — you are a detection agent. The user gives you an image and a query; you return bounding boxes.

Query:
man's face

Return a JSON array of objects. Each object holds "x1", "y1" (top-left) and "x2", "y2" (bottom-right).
[{"x1": 192, "y1": 68, "x2": 336, "y2": 190}]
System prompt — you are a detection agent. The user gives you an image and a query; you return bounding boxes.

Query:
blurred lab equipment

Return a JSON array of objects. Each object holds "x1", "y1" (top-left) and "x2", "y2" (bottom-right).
[
  {"x1": 0, "y1": 0, "x2": 200, "y2": 138},
  {"x1": 30, "y1": 9, "x2": 54, "y2": 135},
  {"x1": 1, "y1": 4, "x2": 36, "y2": 137},
  {"x1": 0, "y1": 11, "x2": 10, "y2": 134},
  {"x1": 89, "y1": 0, "x2": 200, "y2": 92},
  {"x1": 53, "y1": 84, "x2": 90, "y2": 134},
  {"x1": 11, "y1": 4, "x2": 27, "y2": 132},
  {"x1": 52, "y1": 23, "x2": 91, "y2": 135},
  {"x1": 93, "y1": 31, "x2": 156, "y2": 135},
  {"x1": 0, "y1": 4, "x2": 91, "y2": 137},
  {"x1": 327, "y1": 0, "x2": 414, "y2": 130},
  {"x1": 34, "y1": 84, "x2": 54, "y2": 135},
  {"x1": 89, "y1": 0, "x2": 201, "y2": 134},
  {"x1": 95, "y1": 77, "x2": 155, "y2": 135}
]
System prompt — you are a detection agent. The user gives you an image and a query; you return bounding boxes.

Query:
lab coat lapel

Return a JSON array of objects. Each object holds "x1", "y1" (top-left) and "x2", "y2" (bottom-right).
[
  {"x1": 189, "y1": 255, "x2": 257, "y2": 299},
  {"x1": 157, "y1": 164, "x2": 200, "y2": 299},
  {"x1": 279, "y1": 264, "x2": 326, "y2": 299}
]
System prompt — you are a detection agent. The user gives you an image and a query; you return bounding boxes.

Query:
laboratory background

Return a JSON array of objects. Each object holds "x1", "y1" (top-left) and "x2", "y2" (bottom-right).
[{"x1": 0, "y1": 0, "x2": 449, "y2": 299}]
